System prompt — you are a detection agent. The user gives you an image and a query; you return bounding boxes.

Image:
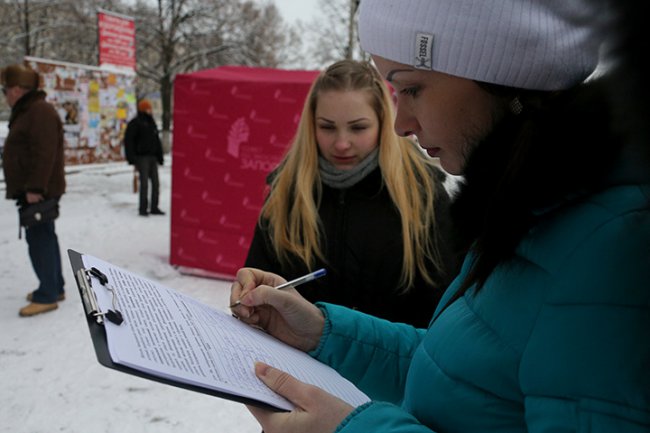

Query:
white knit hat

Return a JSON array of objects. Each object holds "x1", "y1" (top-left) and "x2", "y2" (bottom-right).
[{"x1": 358, "y1": 0, "x2": 607, "y2": 90}]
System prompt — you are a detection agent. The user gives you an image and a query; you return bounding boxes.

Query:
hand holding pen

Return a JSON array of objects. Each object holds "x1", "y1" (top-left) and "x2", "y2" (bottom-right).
[
  {"x1": 229, "y1": 267, "x2": 328, "y2": 353},
  {"x1": 229, "y1": 268, "x2": 326, "y2": 308}
]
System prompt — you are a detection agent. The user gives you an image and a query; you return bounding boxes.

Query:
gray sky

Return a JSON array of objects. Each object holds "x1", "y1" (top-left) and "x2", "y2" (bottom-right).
[{"x1": 257, "y1": 0, "x2": 320, "y2": 24}]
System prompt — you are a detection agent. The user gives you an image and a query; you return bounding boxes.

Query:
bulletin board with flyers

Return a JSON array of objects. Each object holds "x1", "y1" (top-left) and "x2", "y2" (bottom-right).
[
  {"x1": 25, "y1": 56, "x2": 137, "y2": 165},
  {"x1": 170, "y1": 66, "x2": 320, "y2": 278}
]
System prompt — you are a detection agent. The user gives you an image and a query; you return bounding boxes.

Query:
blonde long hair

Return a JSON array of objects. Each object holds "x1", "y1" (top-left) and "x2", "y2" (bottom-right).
[{"x1": 260, "y1": 60, "x2": 444, "y2": 288}]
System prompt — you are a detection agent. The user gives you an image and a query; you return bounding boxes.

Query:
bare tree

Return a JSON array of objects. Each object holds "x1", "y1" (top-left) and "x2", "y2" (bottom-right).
[
  {"x1": 0, "y1": 0, "x2": 104, "y2": 118},
  {"x1": 0, "y1": 0, "x2": 307, "y2": 124},
  {"x1": 132, "y1": 0, "x2": 213, "y2": 147},
  {"x1": 1, "y1": 0, "x2": 66, "y2": 60},
  {"x1": 130, "y1": 0, "x2": 298, "y2": 149},
  {"x1": 305, "y1": 0, "x2": 364, "y2": 68},
  {"x1": 0, "y1": 0, "x2": 131, "y2": 67}
]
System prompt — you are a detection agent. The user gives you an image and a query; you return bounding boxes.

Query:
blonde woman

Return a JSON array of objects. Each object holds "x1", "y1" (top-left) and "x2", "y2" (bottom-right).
[{"x1": 244, "y1": 60, "x2": 459, "y2": 327}]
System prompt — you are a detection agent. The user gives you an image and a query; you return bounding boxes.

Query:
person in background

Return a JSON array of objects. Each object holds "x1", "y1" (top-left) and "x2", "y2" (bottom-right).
[
  {"x1": 229, "y1": 0, "x2": 649, "y2": 432},
  {"x1": 124, "y1": 98, "x2": 164, "y2": 216},
  {"x1": 1, "y1": 64, "x2": 66, "y2": 317},
  {"x1": 244, "y1": 59, "x2": 459, "y2": 327}
]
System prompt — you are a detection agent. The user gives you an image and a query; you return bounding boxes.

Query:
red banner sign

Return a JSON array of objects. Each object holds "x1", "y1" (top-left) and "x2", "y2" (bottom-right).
[{"x1": 97, "y1": 10, "x2": 136, "y2": 71}]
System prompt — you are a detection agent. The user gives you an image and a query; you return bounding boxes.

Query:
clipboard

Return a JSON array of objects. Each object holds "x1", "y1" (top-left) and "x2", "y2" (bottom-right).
[{"x1": 67, "y1": 248, "x2": 279, "y2": 411}]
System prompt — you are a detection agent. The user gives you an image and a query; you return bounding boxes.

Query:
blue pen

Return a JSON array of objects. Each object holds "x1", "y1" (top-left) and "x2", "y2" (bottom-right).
[{"x1": 230, "y1": 268, "x2": 327, "y2": 308}]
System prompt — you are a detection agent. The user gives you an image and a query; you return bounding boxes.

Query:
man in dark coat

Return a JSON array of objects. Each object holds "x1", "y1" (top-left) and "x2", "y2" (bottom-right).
[
  {"x1": 123, "y1": 99, "x2": 164, "y2": 216},
  {"x1": 1, "y1": 63, "x2": 66, "y2": 317}
]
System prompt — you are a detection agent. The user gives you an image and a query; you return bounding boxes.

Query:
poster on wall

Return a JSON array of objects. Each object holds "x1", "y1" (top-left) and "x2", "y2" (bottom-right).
[
  {"x1": 25, "y1": 56, "x2": 137, "y2": 165},
  {"x1": 97, "y1": 9, "x2": 136, "y2": 71}
]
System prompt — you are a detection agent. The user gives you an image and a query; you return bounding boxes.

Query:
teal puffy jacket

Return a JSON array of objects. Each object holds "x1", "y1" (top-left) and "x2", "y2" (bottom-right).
[{"x1": 313, "y1": 183, "x2": 650, "y2": 432}]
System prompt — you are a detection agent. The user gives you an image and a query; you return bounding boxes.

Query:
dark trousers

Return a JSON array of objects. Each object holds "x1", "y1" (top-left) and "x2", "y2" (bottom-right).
[
  {"x1": 25, "y1": 220, "x2": 65, "y2": 303},
  {"x1": 136, "y1": 155, "x2": 160, "y2": 213}
]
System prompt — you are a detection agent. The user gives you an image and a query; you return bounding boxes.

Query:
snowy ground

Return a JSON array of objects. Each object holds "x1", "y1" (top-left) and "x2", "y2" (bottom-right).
[{"x1": 0, "y1": 162, "x2": 261, "y2": 433}]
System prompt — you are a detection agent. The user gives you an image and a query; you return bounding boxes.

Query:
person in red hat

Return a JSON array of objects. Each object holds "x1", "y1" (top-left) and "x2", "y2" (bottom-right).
[
  {"x1": 1, "y1": 63, "x2": 66, "y2": 317},
  {"x1": 123, "y1": 98, "x2": 165, "y2": 216}
]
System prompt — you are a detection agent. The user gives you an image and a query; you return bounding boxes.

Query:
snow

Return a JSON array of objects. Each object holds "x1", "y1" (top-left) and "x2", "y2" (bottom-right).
[{"x1": 0, "y1": 161, "x2": 261, "y2": 433}]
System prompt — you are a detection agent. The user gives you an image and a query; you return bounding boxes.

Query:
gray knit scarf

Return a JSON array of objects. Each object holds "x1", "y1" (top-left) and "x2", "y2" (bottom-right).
[{"x1": 318, "y1": 148, "x2": 380, "y2": 189}]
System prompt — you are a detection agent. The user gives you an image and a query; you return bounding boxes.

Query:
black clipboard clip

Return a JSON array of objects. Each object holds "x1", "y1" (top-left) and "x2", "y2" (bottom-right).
[{"x1": 75, "y1": 266, "x2": 124, "y2": 325}]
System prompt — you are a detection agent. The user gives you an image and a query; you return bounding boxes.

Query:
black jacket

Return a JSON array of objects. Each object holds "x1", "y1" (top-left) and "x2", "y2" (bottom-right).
[
  {"x1": 245, "y1": 166, "x2": 460, "y2": 327},
  {"x1": 123, "y1": 111, "x2": 163, "y2": 165}
]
